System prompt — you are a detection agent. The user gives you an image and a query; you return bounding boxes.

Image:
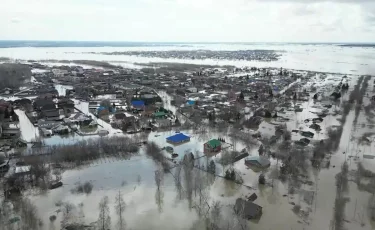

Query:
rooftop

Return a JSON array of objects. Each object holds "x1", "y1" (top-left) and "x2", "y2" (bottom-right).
[
  {"x1": 166, "y1": 133, "x2": 190, "y2": 143},
  {"x1": 154, "y1": 111, "x2": 167, "y2": 117},
  {"x1": 245, "y1": 156, "x2": 271, "y2": 168},
  {"x1": 206, "y1": 139, "x2": 221, "y2": 148}
]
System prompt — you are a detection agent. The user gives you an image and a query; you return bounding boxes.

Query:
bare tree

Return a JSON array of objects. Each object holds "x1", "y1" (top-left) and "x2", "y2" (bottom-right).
[
  {"x1": 194, "y1": 170, "x2": 210, "y2": 218},
  {"x1": 210, "y1": 201, "x2": 222, "y2": 230},
  {"x1": 232, "y1": 201, "x2": 249, "y2": 230},
  {"x1": 0, "y1": 63, "x2": 32, "y2": 89},
  {"x1": 61, "y1": 202, "x2": 75, "y2": 228},
  {"x1": 174, "y1": 163, "x2": 183, "y2": 200},
  {"x1": 155, "y1": 169, "x2": 165, "y2": 212},
  {"x1": 183, "y1": 153, "x2": 194, "y2": 208},
  {"x1": 155, "y1": 170, "x2": 164, "y2": 191},
  {"x1": 77, "y1": 203, "x2": 85, "y2": 225},
  {"x1": 97, "y1": 196, "x2": 111, "y2": 230},
  {"x1": 155, "y1": 187, "x2": 164, "y2": 213},
  {"x1": 115, "y1": 191, "x2": 126, "y2": 230},
  {"x1": 145, "y1": 142, "x2": 170, "y2": 171},
  {"x1": 17, "y1": 198, "x2": 43, "y2": 230},
  {"x1": 0, "y1": 200, "x2": 12, "y2": 230}
]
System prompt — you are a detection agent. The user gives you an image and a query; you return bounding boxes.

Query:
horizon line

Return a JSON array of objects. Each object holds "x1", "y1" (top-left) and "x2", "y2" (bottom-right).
[{"x1": 0, "y1": 40, "x2": 374, "y2": 44}]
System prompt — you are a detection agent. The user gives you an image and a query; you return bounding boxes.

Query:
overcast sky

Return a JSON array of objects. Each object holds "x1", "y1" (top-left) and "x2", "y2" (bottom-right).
[{"x1": 1, "y1": 0, "x2": 375, "y2": 42}]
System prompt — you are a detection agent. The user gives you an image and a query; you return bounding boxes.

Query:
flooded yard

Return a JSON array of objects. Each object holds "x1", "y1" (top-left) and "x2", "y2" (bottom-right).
[{"x1": 3, "y1": 71, "x2": 375, "y2": 230}]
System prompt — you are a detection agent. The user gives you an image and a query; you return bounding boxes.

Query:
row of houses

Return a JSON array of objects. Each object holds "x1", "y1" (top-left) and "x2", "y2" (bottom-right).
[{"x1": 33, "y1": 97, "x2": 75, "y2": 121}]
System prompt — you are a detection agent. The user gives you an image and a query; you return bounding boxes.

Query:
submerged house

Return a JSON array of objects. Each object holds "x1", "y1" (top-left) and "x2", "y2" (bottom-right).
[
  {"x1": 72, "y1": 113, "x2": 93, "y2": 126},
  {"x1": 114, "y1": 113, "x2": 126, "y2": 120},
  {"x1": 295, "y1": 138, "x2": 310, "y2": 147},
  {"x1": 204, "y1": 139, "x2": 222, "y2": 152},
  {"x1": 57, "y1": 98, "x2": 75, "y2": 109},
  {"x1": 113, "y1": 113, "x2": 126, "y2": 126},
  {"x1": 38, "y1": 120, "x2": 61, "y2": 129},
  {"x1": 42, "y1": 109, "x2": 60, "y2": 121},
  {"x1": 0, "y1": 157, "x2": 10, "y2": 173},
  {"x1": 153, "y1": 111, "x2": 167, "y2": 119},
  {"x1": 40, "y1": 128, "x2": 53, "y2": 137},
  {"x1": 1, "y1": 128, "x2": 21, "y2": 139},
  {"x1": 34, "y1": 98, "x2": 61, "y2": 121},
  {"x1": 245, "y1": 156, "x2": 271, "y2": 168},
  {"x1": 52, "y1": 125, "x2": 70, "y2": 134},
  {"x1": 154, "y1": 118, "x2": 171, "y2": 128},
  {"x1": 33, "y1": 98, "x2": 55, "y2": 111},
  {"x1": 166, "y1": 133, "x2": 190, "y2": 145},
  {"x1": 301, "y1": 131, "x2": 314, "y2": 138},
  {"x1": 234, "y1": 198, "x2": 263, "y2": 220}
]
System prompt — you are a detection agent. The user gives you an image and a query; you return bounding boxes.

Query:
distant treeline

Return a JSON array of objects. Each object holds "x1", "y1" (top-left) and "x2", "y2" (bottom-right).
[
  {"x1": 38, "y1": 59, "x2": 121, "y2": 69},
  {"x1": 339, "y1": 44, "x2": 375, "y2": 48},
  {"x1": 137, "y1": 62, "x2": 234, "y2": 72},
  {"x1": 0, "y1": 63, "x2": 32, "y2": 89}
]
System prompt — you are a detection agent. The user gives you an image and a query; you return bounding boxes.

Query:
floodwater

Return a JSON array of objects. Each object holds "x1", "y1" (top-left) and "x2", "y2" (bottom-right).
[
  {"x1": 0, "y1": 43, "x2": 375, "y2": 75},
  {"x1": 2, "y1": 45, "x2": 375, "y2": 230},
  {"x1": 18, "y1": 78, "x2": 329, "y2": 229},
  {"x1": 16, "y1": 76, "x2": 375, "y2": 230}
]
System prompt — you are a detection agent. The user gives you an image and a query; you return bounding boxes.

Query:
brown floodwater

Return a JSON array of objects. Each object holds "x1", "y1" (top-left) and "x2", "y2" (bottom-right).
[{"x1": 7, "y1": 74, "x2": 375, "y2": 230}]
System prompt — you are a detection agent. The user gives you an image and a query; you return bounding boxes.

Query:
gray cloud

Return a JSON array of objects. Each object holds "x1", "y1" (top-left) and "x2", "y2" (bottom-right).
[
  {"x1": 293, "y1": 6, "x2": 316, "y2": 16},
  {"x1": 367, "y1": 14, "x2": 375, "y2": 26},
  {"x1": 10, "y1": 18, "x2": 21, "y2": 24},
  {"x1": 362, "y1": 4, "x2": 375, "y2": 27}
]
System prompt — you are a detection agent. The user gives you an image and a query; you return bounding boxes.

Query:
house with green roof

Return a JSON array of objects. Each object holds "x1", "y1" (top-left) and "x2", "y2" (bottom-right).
[
  {"x1": 204, "y1": 139, "x2": 222, "y2": 152},
  {"x1": 153, "y1": 111, "x2": 167, "y2": 119}
]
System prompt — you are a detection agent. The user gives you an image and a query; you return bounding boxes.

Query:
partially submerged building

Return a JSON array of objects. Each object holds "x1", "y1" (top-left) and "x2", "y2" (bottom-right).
[
  {"x1": 204, "y1": 139, "x2": 222, "y2": 152},
  {"x1": 234, "y1": 198, "x2": 263, "y2": 220},
  {"x1": 245, "y1": 156, "x2": 271, "y2": 168},
  {"x1": 166, "y1": 133, "x2": 190, "y2": 145},
  {"x1": 131, "y1": 100, "x2": 145, "y2": 111}
]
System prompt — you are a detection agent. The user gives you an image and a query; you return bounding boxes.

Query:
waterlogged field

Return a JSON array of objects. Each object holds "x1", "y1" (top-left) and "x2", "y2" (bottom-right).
[{"x1": 1, "y1": 43, "x2": 375, "y2": 74}]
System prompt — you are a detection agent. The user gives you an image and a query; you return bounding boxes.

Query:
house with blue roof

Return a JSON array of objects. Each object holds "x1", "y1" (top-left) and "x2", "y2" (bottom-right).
[
  {"x1": 131, "y1": 100, "x2": 145, "y2": 111},
  {"x1": 187, "y1": 100, "x2": 195, "y2": 106},
  {"x1": 166, "y1": 133, "x2": 190, "y2": 144}
]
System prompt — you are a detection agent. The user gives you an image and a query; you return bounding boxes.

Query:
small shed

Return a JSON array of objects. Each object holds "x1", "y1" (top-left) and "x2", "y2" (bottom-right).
[
  {"x1": 53, "y1": 125, "x2": 70, "y2": 134},
  {"x1": 187, "y1": 100, "x2": 195, "y2": 106},
  {"x1": 301, "y1": 131, "x2": 314, "y2": 138},
  {"x1": 309, "y1": 123, "x2": 321, "y2": 131},
  {"x1": 40, "y1": 128, "x2": 53, "y2": 137},
  {"x1": 248, "y1": 193, "x2": 258, "y2": 202},
  {"x1": 15, "y1": 165, "x2": 31, "y2": 175},
  {"x1": 204, "y1": 139, "x2": 222, "y2": 152},
  {"x1": 114, "y1": 113, "x2": 126, "y2": 120},
  {"x1": 234, "y1": 198, "x2": 263, "y2": 220},
  {"x1": 166, "y1": 133, "x2": 190, "y2": 145}
]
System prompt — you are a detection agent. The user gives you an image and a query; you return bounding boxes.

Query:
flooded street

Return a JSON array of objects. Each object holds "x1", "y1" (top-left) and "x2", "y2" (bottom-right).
[
  {"x1": 1, "y1": 43, "x2": 375, "y2": 230},
  {"x1": 16, "y1": 76, "x2": 375, "y2": 230}
]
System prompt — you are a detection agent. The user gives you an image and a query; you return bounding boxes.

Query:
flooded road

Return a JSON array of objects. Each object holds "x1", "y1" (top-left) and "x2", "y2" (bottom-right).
[{"x1": 3, "y1": 64, "x2": 375, "y2": 229}]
